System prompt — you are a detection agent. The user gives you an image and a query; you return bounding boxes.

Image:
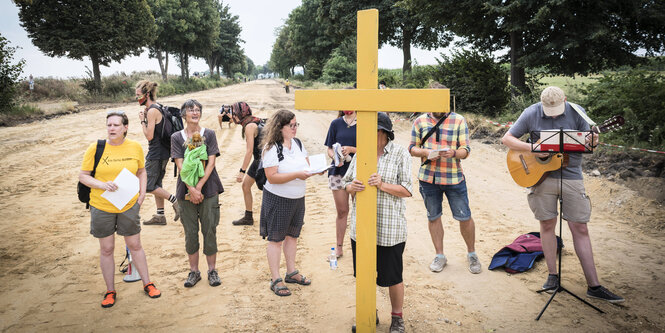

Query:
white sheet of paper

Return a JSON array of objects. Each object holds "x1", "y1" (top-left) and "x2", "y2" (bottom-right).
[
  {"x1": 428, "y1": 148, "x2": 450, "y2": 159},
  {"x1": 305, "y1": 154, "x2": 332, "y2": 174},
  {"x1": 101, "y1": 168, "x2": 140, "y2": 210}
]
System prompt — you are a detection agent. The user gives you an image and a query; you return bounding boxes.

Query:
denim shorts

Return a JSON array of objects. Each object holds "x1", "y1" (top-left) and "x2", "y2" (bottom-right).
[{"x1": 418, "y1": 180, "x2": 472, "y2": 221}]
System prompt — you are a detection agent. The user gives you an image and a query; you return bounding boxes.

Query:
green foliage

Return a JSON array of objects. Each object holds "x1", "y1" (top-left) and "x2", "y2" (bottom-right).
[
  {"x1": 402, "y1": 63, "x2": 435, "y2": 88},
  {"x1": 0, "y1": 34, "x2": 25, "y2": 113},
  {"x1": 432, "y1": 50, "x2": 510, "y2": 117},
  {"x1": 581, "y1": 70, "x2": 665, "y2": 149},
  {"x1": 16, "y1": 0, "x2": 156, "y2": 91},
  {"x1": 319, "y1": 0, "x2": 452, "y2": 73},
  {"x1": 402, "y1": 0, "x2": 665, "y2": 92},
  {"x1": 270, "y1": 25, "x2": 297, "y2": 78},
  {"x1": 320, "y1": 50, "x2": 356, "y2": 84}
]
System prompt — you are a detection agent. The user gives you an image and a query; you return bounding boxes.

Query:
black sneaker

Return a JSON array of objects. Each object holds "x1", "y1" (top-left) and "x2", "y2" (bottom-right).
[
  {"x1": 541, "y1": 274, "x2": 559, "y2": 293},
  {"x1": 587, "y1": 286, "x2": 625, "y2": 303},
  {"x1": 184, "y1": 271, "x2": 201, "y2": 288},
  {"x1": 232, "y1": 214, "x2": 254, "y2": 226},
  {"x1": 208, "y1": 269, "x2": 221, "y2": 287}
]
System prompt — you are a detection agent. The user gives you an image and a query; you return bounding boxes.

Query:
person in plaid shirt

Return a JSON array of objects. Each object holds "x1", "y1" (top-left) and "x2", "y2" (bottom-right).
[
  {"x1": 408, "y1": 82, "x2": 481, "y2": 275},
  {"x1": 343, "y1": 112, "x2": 411, "y2": 333}
]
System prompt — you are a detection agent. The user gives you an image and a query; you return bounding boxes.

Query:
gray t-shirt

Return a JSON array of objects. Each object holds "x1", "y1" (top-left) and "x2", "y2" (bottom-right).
[
  {"x1": 508, "y1": 102, "x2": 591, "y2": 180},
  {"x1": 170, "y1": 128, "x2": 224, "y2": 200}
]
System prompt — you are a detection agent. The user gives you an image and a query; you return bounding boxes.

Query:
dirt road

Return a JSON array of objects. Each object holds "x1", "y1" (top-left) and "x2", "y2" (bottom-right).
[{"x1": 0, "y1": 80, "x2": 663, "y2": 332}]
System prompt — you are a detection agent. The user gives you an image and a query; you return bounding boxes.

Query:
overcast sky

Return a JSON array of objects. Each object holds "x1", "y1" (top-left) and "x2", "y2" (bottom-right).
[{"x1": 1, "y1": 0, "x2": 452, "y2": 79}]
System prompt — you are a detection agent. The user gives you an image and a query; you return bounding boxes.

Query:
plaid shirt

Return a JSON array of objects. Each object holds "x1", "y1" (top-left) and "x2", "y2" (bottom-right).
[
  {"x1": 342, "y1": 141, "x2": 412, "y2": 247},
  {"x1": 409, "y1": 113, "x2": 470, "y2": 185}
]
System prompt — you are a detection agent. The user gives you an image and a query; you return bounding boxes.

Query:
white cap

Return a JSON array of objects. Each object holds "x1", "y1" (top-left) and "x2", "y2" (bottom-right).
[{"x1": 540, "y1": 86, "x2": 566, "y2": 117}]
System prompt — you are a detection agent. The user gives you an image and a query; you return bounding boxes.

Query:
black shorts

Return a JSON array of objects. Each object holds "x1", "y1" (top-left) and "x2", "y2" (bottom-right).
[
  {"x1": 247, "y1": 159, "x2": 260, "y2": 179},
  {"x1": 351, "y1": 240, "x2": 405, "y2": 287},
  {"x1": 221, "y1": 114, "x2": 231, "y2": 122},
  {"x1": 145, "y1": 159, "x2": 168, "y2": 192}
]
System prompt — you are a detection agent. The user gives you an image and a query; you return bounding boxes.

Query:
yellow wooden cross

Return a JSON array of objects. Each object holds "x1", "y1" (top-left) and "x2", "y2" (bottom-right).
[{"x1": 295, "y1": 9, "x2": 449, "y2": 333}]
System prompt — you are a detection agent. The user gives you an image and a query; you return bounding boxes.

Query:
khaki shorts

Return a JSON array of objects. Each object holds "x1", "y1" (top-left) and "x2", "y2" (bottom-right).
[
  {"x1": 90, "y1": 203, "x2": 141, "y2": 238},
  {"x1": 527, "y1": 178, "x2": 591, "y2": 223},
  {"x1": 328, "y1": 175, "x2": 345, "y2": 191}
]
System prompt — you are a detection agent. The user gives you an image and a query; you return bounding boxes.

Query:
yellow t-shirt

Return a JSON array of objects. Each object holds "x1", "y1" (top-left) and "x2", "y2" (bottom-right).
[{"x1": 81, "y1": 139, "x2": 145, "y2": 213}]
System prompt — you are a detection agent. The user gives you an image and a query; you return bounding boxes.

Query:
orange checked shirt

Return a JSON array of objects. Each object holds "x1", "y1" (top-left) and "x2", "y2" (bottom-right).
[{"x1": 409, "y1": 113, "x2": 470, "y2": 185}]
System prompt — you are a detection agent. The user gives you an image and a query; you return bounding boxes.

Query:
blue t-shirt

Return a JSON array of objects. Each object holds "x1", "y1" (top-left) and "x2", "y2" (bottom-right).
[
  {"x1": 324, "y1": 117, "x2": 357, "y2": 177},
  {"x1": 508, "y1": 102, "x2": 591, "y2": 180}
]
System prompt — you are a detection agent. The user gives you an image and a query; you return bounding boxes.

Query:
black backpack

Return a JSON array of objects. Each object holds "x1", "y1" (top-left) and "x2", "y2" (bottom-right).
[
  {"x1": 255, "y1": 138, "x2": 303, "y2": 191},
  {"x1": 77, "y1": 139, "x2": 106, "y2": 209},
  {"x1": 150, "y1": 103, "x2": 184, "y2": 151}
]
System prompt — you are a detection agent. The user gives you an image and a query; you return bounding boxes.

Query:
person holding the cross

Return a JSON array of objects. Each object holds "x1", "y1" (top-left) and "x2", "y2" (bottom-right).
[
  {"x1": 409, "y1": 81, "x2": 482, "y2": 275},
  {"x1": 344, "y1": 112, "x2": 412, "y2": 332}
]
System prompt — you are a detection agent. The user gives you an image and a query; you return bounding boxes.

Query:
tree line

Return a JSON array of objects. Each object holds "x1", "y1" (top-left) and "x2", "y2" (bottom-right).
[
  {"x1": 270, "y1": 0, "x2": 664, "y2": 93},
  {"x1": 14, "y1": 0, "x2": 249, "y2": 92}
]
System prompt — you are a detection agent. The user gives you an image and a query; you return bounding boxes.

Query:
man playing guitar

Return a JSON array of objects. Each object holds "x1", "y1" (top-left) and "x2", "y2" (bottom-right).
[{"x1": 501, "y1": 86, "x2": 624, "y2": 303}]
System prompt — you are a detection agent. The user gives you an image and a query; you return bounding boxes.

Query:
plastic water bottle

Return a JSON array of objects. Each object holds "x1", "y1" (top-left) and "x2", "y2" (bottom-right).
[{"x1": 329, "y1": 247, "x2": 338, "y2": 270}]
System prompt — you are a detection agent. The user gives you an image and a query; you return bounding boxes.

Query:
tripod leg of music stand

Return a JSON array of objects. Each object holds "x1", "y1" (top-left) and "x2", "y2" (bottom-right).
[
  {"x1": 535, "y1": 287, "x2": 560, "y2": 321},
  {"x1": 559, "y1": 286, "x2": 605, "y2": 314}
]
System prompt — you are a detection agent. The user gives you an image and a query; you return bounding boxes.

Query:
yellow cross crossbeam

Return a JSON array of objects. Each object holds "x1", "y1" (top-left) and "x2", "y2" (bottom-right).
[
  {"x1": 295, "y1": 89, "x2": 449, "y2": 113},
  {"x1": 294, "y1": 9, "x2": 449, "y2": 333}
]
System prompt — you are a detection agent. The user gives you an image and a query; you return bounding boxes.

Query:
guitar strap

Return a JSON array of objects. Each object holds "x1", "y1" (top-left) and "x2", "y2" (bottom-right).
[{"x1": 569, "y1": 102, "x2": 596, "y2": 127}]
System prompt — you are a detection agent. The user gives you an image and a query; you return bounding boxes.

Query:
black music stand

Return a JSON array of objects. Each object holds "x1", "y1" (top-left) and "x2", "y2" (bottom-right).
[{"x1": 530, "y1": 128, "x2": 604, "y2": 320}]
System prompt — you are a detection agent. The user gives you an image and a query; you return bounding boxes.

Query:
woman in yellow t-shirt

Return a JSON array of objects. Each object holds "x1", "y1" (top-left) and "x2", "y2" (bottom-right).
[{"x1": 78, "y1": 111, "x2": 161, "y2": 308}]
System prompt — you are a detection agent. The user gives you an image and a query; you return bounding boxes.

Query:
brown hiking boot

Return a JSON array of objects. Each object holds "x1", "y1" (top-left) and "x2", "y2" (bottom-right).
[
  {"x1": 232, "y1": 211, "x2": 254, "y2": 226},
  {"x1": 143, "y1": 214, "x2": 166, "y2": 225}
]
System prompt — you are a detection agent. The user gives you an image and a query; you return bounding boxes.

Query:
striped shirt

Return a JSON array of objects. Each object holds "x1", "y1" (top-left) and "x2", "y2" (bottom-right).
[
  {"x1": 409, "y1": 113, "x2": 470, "y2": 185},
  {"x1": 342, "y1": 141, "x2": 412, "y2": 247}
]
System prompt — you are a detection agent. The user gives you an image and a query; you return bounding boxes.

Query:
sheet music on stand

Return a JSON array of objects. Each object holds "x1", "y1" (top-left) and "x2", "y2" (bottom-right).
[{"x1": 530, "y1": 129, "x2": 595, "y2": 154}]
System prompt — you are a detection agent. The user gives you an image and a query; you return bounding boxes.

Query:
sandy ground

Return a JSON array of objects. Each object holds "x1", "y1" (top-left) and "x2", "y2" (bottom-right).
[{"x1": 0, "y1": 80, "x2": 663, "y2": 332}]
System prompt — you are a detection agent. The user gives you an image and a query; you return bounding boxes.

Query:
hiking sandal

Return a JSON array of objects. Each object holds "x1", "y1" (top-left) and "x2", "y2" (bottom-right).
[
  {"x1": 270, "y1": 278, "x2": 291, "y2": 297},
  {"x1": 101, "y1": 291, "x2": 116, "y2": 308},
  {"x1": 285, "y1": 270, "x2": 311, "y2": 285},
  {"x1": 144, "y1": 282, "x2": 161, "y2": 298}
]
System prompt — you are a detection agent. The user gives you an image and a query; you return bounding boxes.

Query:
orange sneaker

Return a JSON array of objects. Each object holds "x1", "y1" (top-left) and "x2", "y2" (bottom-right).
[
  {"x1": 101, "y1": 291, "x2": 116, "y2": 308},
  {"x1": 143, "y1": 282, "x2": 161, "y2": 298}
]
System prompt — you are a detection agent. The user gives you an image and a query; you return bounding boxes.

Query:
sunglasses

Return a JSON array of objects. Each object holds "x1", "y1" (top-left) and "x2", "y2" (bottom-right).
[{"x1": 107, "y1": 110, "x2": 126, "y2": 116}]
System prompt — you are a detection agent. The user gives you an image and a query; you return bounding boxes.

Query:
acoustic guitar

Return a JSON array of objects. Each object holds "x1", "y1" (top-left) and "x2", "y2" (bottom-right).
[{"x1": 507, "y1": 115, "x2": 624, "y2": 187}]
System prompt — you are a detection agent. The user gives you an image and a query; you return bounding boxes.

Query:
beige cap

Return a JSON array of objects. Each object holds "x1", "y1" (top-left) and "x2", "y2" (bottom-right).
[{"x1": 540, "y1": 86, "x2": 566, "y2": 117}]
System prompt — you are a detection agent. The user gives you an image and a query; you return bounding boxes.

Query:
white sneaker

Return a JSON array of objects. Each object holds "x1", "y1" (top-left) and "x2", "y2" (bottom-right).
[
  {"x1": 468, "y1": 253, "x2": 482, "y2": 274},
  {"x1": 429, "y1": 256, "x2": 447, "y2": 272}
]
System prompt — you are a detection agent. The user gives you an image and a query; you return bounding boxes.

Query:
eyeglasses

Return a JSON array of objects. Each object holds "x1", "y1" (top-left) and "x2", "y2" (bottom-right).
[
  {"x1": 288, "y1": 122, "x2": 300, "y2": 129},
  {"x1": 186, "y1": 108, "x2": 201, "y2": 113}
]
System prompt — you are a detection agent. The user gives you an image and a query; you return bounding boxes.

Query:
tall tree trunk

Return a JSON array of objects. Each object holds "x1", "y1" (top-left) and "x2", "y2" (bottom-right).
[
  {"x1": 185, "y1": 56, "x2": 190, "y2": 78},
  {"x1": 91, "y1": 56, "x2": 102, "y2": 93},
  {"x1": 206, "y1": 56, "x2": 215, "y2": 77},
  {"x1": 164, "y1": 54, "x2": 169, "y2": 80},
  {"x1": 156, "y1": 50, "x2": 168, "y2": 82},
  {"x1": 179, "y1": 52, "x2": 187, "y2": 81},
  {"x1": 401, "y1": 27, "x2": 413, "y2": 75},
  {"x1": 510, "y1": 31, "x2": 526, "y2": 95}
]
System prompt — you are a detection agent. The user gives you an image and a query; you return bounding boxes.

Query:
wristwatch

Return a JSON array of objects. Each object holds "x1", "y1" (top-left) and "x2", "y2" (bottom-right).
[{"x1": 239, "y1": 168, "x2": 246, "y2": 173}]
